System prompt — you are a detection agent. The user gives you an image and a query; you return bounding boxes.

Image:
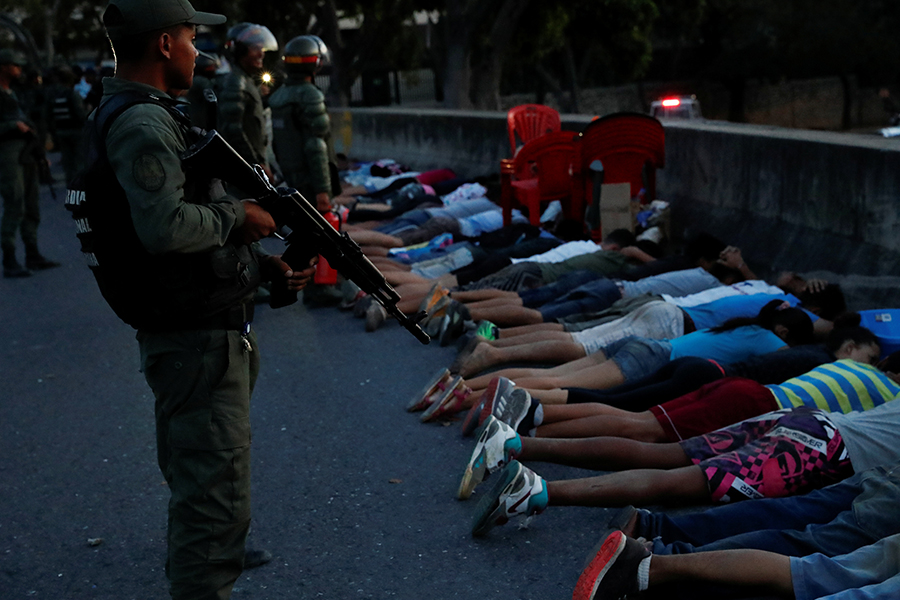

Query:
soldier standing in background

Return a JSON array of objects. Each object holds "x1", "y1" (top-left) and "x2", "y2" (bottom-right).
[
  {"x1": 45, "y1": 66, "x2": 88, "y2": 186},
  {"x1": 186, "y1": 50, "x2": 219, "y2": 130},
  {"x1": 0, "y1": 49, "x2": 59, "y2": 278},
  {"x1": 269, "y1": 35, "x2": 339, "y2": 214},
  {"x1": 269, "y1": 35, "x2": 347, "y2": 307},
  {"x1": 217, "y1": 23, "x2": 277, "y2": 180}
]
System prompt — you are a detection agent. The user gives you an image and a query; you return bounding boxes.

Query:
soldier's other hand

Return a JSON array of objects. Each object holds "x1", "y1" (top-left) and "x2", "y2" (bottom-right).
[
  {"x1": 15, "y1": 121, "x2": 31, "y2": 134},
  {"x1": 267, "y1": 254, "x2": 316, "y2": 292},
  {"x1": 316, "y1": 192, "x2": 332, "y2": 214},
  {"x1": 238, "y1": 200, "x2": 276, "y2": 243}
]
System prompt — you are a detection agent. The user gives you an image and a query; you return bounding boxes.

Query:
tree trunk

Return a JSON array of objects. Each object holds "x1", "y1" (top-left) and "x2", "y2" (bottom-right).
[
  {"x1": 44, "y1": 0, "x2": 60, "y2": 66},
  {"x1": 468, "y1": 0, "x2": 530, "y2": 110},
  {"x1": 441, "y1": 2, "x2": 472, "y2": 109},
  {"x1": 317, "y1": 0, "x2": 350, "y2": 107}
]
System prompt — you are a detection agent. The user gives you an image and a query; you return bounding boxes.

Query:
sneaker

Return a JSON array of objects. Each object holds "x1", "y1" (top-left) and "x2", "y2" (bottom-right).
[
  {"x1": 406, "y1": 367, "x2": 451, "y2": 412},
  {"x1": 353, "y1": 294, "x2": 374, "y2": 318},
  {"x1": 458, "y1": 416, "x2": 522, "y2": 500},
  {"x1": 243, "y1": 548, "x2": 273, "y2": 570},
  {"x1": 605, "y1": 506, "x2": 647, "y2": 539},
  {"x1": 25, "y1": 254, "x2": 60, "y2": 270},
  {"x1": 420, "y1": 376, "x2": 470, "y2": 422},
  {"x1": 422, "y1": 295, "x2": 452, "y2": 338},
  {"x1": 3, "y1": 262, "x2": 32, "y2": 278},
  {"x1": 474, "y1": 320, "x2": 499, "y2": 341},
  {"x1": 365, "y1": 301, "x2": 388, "y2": 332},
  {"x1": 417, "y1": 282, "x2": 449, "y2": 314},
  {"x1": 492, "y1": 388, "x2": 543, "y2": 437},
  {"x1": 471, "y1": 460, "x2": 548, "y2": 537},
  {"x1": 439, "y1": 301, "x2": 470, "y2": 346},
  {"x1": 460, "y1": 376, "x2": 516, "y2": 437},
  {"x1": 572, "y1": 529, "x2": 651, "y2": 600}
]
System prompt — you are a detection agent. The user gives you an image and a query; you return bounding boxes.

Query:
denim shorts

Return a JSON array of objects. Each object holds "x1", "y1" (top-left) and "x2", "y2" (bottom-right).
[{"x1": 601, "y1": 336, "x2": 673, "y2": 382}]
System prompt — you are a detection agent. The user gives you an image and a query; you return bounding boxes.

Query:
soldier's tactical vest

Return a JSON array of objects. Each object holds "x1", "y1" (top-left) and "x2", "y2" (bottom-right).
[
  {"x1": 66, "y1": 91, "x2": 260, "y2": 331},
  {"x1": 50, "y1": 89, "x2": 80, "y2": 131}
]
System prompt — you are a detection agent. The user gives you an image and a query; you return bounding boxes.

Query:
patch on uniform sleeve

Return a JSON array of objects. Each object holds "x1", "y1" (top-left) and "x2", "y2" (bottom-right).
[{"x1": 132, "y1": 155, "x2": 166, "y2": 191}]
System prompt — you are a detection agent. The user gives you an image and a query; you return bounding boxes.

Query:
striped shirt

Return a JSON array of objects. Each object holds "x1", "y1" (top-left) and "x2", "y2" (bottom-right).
[{"x1": 767, "y1": 359, "x2": 900, "y2": 413}]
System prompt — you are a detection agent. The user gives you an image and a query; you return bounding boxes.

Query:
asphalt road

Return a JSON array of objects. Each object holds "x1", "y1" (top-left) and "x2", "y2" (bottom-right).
[{"x1": 1, "y1": 165, "x2": 638, "y2": 600}]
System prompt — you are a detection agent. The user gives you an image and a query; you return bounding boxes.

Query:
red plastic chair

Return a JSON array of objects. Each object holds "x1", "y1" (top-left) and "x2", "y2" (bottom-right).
[
  {"x1": 507, "y1": 104, "x2": 562, "y2": 155},
  {"x1": 572, "y1": 112, "x2": 665, "y2": 235},
  {"x1": 500, "y1": 130, "x2": 578, "y2": 226}
]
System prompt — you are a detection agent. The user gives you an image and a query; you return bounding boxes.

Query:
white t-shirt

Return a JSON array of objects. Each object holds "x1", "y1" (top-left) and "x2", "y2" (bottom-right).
[
  {"x1": 664, "y1": 280, "x2": 784, "y2": 307},
  {"x1": 830, "y1": 399, "x2": 900, "y2": 472},
  {"x1": 510, "y1": 240, "x2": 600, "y2": 264}
]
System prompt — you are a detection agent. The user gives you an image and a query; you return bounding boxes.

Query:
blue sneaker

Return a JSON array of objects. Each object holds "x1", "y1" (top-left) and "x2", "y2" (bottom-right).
[
  {"x1": 471, "y1": 460, "x2": 548, "y2": 537},
  {"x1": 458, "y1": 415, "x2": 522, "y2": 500}
]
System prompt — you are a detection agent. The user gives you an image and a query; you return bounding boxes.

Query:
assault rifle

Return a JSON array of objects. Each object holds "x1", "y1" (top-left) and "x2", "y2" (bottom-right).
[{"x1": 181, "y1": 129, "x2": 430, "y2": 344}]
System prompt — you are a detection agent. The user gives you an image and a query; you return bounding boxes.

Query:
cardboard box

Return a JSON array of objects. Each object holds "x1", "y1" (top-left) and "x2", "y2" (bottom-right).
[{"x1": 600, "y1": 182, "x2": 634, "y2": 238}]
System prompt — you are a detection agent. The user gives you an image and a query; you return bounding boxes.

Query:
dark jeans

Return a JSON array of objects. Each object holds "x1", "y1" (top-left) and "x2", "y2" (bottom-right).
[
  {"x1": 518, "y1": 270, "x2": 599, "y2": 308},
  {"x1": 565, "y1": 356, "x2": 725, "y2": 410},
  {"x1": 643, "y1": 474, "x2": 867, "y2": 556},
  {"x1": 537, "y1": 277, "x2": 623, "y2": 321}
]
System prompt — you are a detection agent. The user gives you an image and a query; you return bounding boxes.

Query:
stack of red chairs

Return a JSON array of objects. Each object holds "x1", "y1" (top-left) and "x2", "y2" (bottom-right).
[{"x1": 500, "y1": 108, "x2": 665, "y2": 233}]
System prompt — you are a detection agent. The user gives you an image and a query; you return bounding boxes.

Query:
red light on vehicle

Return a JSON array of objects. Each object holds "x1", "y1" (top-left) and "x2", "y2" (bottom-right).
[{"x1": 661, "y1": 98, "x2": 681, "y2": 107}]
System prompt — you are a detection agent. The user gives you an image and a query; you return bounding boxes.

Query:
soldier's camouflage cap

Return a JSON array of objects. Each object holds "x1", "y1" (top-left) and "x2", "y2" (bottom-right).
[
  {"x1": 0, "y1": 49, "x2": 27, "y2": 66},
  {"x1": 103, "y1": 0, "x2": 226, "y2": 38}
]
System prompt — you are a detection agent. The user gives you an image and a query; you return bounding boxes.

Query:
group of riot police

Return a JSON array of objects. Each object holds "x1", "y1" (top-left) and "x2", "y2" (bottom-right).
[{"x1": 189, "y1": 23, "x2": 339, "y2": 216}]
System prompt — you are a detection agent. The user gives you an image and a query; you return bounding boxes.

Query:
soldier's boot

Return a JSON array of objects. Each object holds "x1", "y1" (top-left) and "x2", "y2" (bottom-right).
[
  {"x1": 24, "y1": 244, "x2": 61, "y2": 271},
  {"x1": 3, "y1": 248, "x2": 32, "y2": 278}
]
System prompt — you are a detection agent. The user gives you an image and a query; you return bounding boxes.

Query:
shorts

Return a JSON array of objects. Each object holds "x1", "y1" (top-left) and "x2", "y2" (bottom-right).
[
  {"x1": 680, "y1": 407, "x2": 853, "y2": 503},
  {"x1": 600, "y1": 336, "x2": 673, "y2": 383},
  {"x1": 572, "y1": 300, "x2": 684, "y2": 355},
  {"x1": 651, "y1": 377, "x2": 779, "y2": 441}
]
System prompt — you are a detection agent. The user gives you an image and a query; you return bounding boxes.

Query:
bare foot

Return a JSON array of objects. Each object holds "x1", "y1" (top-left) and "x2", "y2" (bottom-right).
[{"x1": 457, "y1": 341, "x2": 498, "y2": 378}]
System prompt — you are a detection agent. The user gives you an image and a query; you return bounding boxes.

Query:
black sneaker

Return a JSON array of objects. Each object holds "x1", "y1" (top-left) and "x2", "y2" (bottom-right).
[
  {"x1": 573, "y1": 529, "x2": 650, "y2": 600},
  {"x1": 25, "y1": 254, "x2": 60, "y2": 270},
  {"x1": 243, "y1": 548, "x2": 273, "y2": 570},
  {"x1": 3, "y1": 261, "x2": 32, "y2": 278}
]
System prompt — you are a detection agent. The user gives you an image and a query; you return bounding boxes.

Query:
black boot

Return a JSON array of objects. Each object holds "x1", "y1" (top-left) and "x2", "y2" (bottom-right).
[
  {"x1": 24, "y1": 245, "x2": 60, "y2": 270},
  {"x1": 3, "y1": 249, "x2": 32, "y2": 278}
]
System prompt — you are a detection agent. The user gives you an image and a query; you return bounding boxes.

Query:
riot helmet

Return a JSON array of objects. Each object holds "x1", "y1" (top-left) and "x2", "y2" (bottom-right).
[
  {"x1": 282, "y1": 35, "x2": 330, "y2": 76},
  {"x1": 225, "y1": 22, "x2": 278, "y2": 59}
]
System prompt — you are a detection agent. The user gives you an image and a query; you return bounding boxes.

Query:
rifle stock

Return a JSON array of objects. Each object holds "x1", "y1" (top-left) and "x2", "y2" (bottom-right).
[{"x1": 181, "y1": 130, "x2": 430, "y2": 344}]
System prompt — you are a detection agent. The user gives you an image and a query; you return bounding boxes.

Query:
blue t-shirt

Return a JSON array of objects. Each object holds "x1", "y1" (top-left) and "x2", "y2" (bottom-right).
[
  {"x1": 683, "y1": 293, "x2": 817, "y2": 330},
  {"x1": 669, "y1": 325, "x2": 788, "y2": 365}
]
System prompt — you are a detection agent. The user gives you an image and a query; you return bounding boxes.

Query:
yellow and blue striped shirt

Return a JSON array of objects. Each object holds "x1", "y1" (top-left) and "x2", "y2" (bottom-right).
[{"x1": 767, "y1": 359, "x2": 900, "y2": 413}]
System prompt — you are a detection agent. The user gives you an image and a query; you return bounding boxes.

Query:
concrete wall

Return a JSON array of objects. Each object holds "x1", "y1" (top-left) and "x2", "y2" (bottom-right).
[{"x1": 331, "y1": 108, "x2": 900, "y2": 302}]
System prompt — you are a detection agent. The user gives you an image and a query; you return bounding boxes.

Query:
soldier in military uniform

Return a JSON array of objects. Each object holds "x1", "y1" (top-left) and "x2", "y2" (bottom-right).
[
  {"x1": 77, "y1": 2, "x2": 315, "y2": 598},
  {"x1": 216, "y1": 23, "x2": 277, "y2": 180},
  {"x1": 0, "y1": 49, "x2": 59, "y2": 278},
  {"x1": 269, "y1": 35, "x2": 347, "y2": 306},
  {"x1": 268, "y1": 35, "x2": 339, "y2": 214},
  {"x1": 186, "y1": 50, "x2": 219, "y2": 131},
  {"x1": 45, "y1": 65, "x2": 88, "y2": 186}
]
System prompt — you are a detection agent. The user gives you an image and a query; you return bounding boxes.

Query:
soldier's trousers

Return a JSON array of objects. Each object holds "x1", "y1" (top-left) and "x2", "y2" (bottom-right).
[
  {"x1": 138, "y1": 328, "x2": 259, "y2": 600},
  {"x1": 0, "y1": 152, "x2": 40, "y2": 253}
]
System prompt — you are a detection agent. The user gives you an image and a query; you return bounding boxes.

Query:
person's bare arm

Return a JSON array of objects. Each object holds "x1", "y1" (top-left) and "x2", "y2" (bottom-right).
[
  {"x1": 718, "y1": 246, "x2": 758, "y2": 280},
  {"x1": 619, "y1": 246, "x2": 657, "y2": 263}
]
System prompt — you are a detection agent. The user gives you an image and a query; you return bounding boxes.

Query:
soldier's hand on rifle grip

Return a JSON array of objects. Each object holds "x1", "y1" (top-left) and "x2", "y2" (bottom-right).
[
  {"x1": 264, "y1": 255, "x2": 317, "y2": 292},
  {"x1": 237, "y1": 200, "x2": 276, "y2": 244}
]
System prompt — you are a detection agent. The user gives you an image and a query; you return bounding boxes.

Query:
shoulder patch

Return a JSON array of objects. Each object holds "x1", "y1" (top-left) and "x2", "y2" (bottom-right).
[{"x1": 132, "y1": 154, "x2": 166, "y2": 191}]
